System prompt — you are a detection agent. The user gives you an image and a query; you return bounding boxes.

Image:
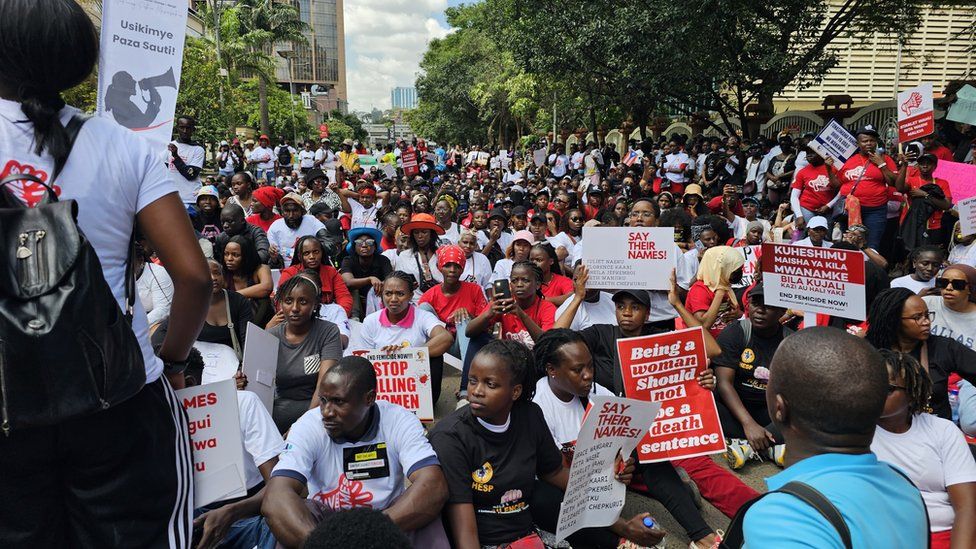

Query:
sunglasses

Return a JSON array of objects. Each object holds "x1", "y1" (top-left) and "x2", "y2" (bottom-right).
[{"x1": 935, "y1": 278, "x2": 968, "y2": 291}]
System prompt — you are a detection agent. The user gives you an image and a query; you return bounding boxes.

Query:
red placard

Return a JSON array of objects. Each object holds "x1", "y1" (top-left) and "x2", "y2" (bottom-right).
[
  {"x1": 402, "y1": 148, "x2": 419, "y2": 177},
  {"x1": 897, "y1": 83, "x2": 934, "y2": 142},
  {"x1": 617, "y1": 327, "x2": 726, "y2": 463}
]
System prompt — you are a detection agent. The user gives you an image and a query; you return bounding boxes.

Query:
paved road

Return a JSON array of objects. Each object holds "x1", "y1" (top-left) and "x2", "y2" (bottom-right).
[{"x1": 433, "y1": 368, "x2": 779, "y2": 548}]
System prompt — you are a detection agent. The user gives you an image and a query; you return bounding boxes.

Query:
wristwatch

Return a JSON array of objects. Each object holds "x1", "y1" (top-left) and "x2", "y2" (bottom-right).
[{"x1": 162, "y1": 358, "x2": 189, "y2": 375}]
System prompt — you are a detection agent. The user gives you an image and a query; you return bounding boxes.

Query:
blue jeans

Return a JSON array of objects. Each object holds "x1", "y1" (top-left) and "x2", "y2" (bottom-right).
[{"x1": 860, "y1": 205, "x2": 887, "y2": 250}]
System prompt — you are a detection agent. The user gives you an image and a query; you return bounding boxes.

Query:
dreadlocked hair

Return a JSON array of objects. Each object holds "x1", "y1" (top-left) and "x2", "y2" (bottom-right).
[
  {"x1": 532, "y1": 329, "x2": 585, "y2": 381},
  {"x1": 276, "y1": 273, "x2": 322, "y2": 308},
  {"x1": 878, "y1": 349, "x2": 932, "y2": 416},
  {"x1": 511, "y1": 260, "x2": 545, "y2": 298},
  {"x1": 866, "y1": 288, "x2": 916, "y2": 351},
  {"x1": 384, "y1": 270, "x2": 417, "y2": 292},
  {"x1": 477, "y1": 339, "x2": 536, "y2": 402}
]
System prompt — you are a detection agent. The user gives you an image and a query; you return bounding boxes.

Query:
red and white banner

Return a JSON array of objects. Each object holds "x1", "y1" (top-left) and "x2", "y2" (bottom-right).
[
  {"x1": 402, "y1": 148, "x2": 419, "y2": 177},
  {"x1": 761, "y1": 243, "x2": 866, "y2": 320},
  {"x1": 898, "y1": 83, "x2": 935, "y2": 143},
  {"x1": 618, "y1": 328, "x2": 726, "y2": 463},
  {"x1": 354, "y1": 347, "x2": 434, "y2": 421}
]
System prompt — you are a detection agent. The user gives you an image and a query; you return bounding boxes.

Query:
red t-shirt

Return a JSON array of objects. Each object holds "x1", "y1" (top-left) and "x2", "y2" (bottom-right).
[
  {"x1": 246, "y1": 213, "x2": 281, "y2": 233},
  {"x1": 791, "y1": 164, "x2": 837, "y2": 211},
  {"x1": 541, "y1": 273, "x2": 574, "y2": 299},
  {"x1": 930, "y1": 145, "x2": 954, "y2": 162},
  {"x1": 706, "y1": 195, "x2": 745, "y2": 217},
  {"x1": 838, "y1": 155, "x2": 896, "y2": 208},
  {"x1": 419, "y1": 282, "x2": 487, "y2": 334},
  {"x1": 904, "y1": 167, "x2": 952, "y2": 229},
  {"x1": 685, "y1": 280, "x2": 736, "y2": 337},
  {"x1": 479, "y1": 297, "x2": 556, "y2": 349}
]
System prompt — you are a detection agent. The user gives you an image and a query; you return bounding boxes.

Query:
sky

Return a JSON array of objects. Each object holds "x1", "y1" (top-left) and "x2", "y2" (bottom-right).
[{"x1": 343, "y1": 0, "x2": 463, "y2": 112}]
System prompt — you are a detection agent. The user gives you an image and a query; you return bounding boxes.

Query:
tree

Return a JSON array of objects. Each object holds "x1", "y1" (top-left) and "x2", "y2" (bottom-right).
[
  {"x1": 237, "y1": 80, "x2": 314, "y2": 142},
  {"x1": 176, "y1": 36, "x2": 245, "y2": 145}
]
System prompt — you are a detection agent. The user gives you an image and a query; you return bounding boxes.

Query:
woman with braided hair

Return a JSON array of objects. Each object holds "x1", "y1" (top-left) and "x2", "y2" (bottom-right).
[{"x1": 871, "y1": 350, "x2": 976, "y2": 549}]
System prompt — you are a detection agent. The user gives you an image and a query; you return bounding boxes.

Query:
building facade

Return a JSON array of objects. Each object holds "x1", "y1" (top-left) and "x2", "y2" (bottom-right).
[
  {"x1": 391, "y1": 87, "x2": 418, "y2": 110},
  {"x1": 275, "y1": 0, "x2": 348, "y2": 115}
]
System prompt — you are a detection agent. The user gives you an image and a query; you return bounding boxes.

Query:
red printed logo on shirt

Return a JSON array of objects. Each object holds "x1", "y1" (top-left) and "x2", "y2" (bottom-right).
[
  {"x1": 0, "y1": 160, "x2": 58, "y2": 207},
  {"x1": 312, "y1": 473, "x2": 375, "y2": 509}
]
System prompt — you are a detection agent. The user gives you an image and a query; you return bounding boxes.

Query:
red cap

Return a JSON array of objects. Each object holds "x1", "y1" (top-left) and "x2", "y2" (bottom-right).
[{"x1": 259, "y1": 134, "x2": 269, "y2": 141}]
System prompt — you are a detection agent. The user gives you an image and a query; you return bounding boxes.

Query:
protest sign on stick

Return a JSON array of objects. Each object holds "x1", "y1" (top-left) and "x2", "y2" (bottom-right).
[
  {"x1": 897, "y1": 83, "x2": 934, "y2": 143},
  {"x1": 402, "y1": 149, "x2": 419, "y2": 176},
  {"x1": 618, "y1": 328, "x2": 726, "y2": 463},
  {"x1": 581, "y1": 227, "x2": 676, "y2": 290},
  {"x1": 808, "y1": 120, "x2": 858, "y2": 165},
  {"x1": 760, "y1": 243, "x2": 866, "y2": 320},
  {"x1": 353, "y1": 347, "x2": 434, "y2": 421},
  {"x1": 934, "y1": 160, "x2": 976, "y2": 202},
  {"x1": 243, "y1": 322, "x2": 279, "y2": 414},
  {"x1": 556, "y1": 396, "x2": 661, "y2": 542},
  {"x1": 533, "y1": 148, "x2": 547, "y2": 167},
  {"x1": 176, "y1": 379, "x2": 247, "y2": 507},
  {"x1": 96, "y1": 0, "x2": 188, "y2": 149}
]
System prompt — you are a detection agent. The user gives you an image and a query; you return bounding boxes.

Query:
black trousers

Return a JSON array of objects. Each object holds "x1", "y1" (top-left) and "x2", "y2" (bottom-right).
[
  {"x1": 716, "y1": 399, "x2": 784, "y2": 444},
  {"x1": 0, "y1": 377, "x2": 193, "y2": 548}
]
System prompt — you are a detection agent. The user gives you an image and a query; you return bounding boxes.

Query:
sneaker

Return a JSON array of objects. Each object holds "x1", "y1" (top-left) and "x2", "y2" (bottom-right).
[
  {"x1": 725, "y1": 438, "x2": 754, "y2": 470},
  {"x1": 768, "y1": 444, "x2": 786, "y2": 467},
  {"x1": 675, "y1": 466, "x2": 702, "y2": 510},
  {"x1": 690, "y1": 530, "x2": 722, "y2": 549}
]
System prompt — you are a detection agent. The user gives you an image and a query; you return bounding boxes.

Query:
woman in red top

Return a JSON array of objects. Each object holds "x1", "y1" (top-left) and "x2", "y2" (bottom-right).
[
  {"x1": 685, "y1": 246, "x2": 745, "y2": 337},
  {"x1": 529, "y1": 242, "x2": 574, "y2": 306},
  {"x1": 419, "y1": 245, "x2": 488, "y2": 336},
  {"x1": 246, "y1": 186, "x2": 284, "y2": 232},
  {"x1": 278, "y1": 236, "x2": 354, "y2": 316},
  {"x1": 833, "y1": 126, "x2": 897, "y2": 249},
  {"x1": 467, "y1": 260, "x2": 556, "y2": 350},
  {"x1": 789, "y1": 151, "x2": 840, "y2": 228}
]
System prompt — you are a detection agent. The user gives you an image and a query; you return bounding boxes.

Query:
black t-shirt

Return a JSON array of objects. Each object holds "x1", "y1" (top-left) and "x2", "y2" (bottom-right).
[
  {"x1": 429, "y1": 402, "x2": 562, "y2": 546},
  {"x1": 339, "y1": 254, "x2": 393, "y2": 281},
  {"x1": 580, "y1": 324, "x2": 667, "y2": 395},
  {"x1": 152, "y1": 290, "x2": 251, "y2": 349},
  {"x1": 713, "y1": 320, "x2": 791, "y2": 406},
  {"x1": 908, "y1": 335, "x2": 976, "y2": 419}
]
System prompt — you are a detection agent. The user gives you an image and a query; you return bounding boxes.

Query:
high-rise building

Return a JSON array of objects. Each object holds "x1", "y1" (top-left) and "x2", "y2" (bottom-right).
[
  {"x1": 391, "y1": 87, "x2": 418, "y2": 110},
  {"x1": 275, "y1": 0, "x2": 348, "y2": 115}
]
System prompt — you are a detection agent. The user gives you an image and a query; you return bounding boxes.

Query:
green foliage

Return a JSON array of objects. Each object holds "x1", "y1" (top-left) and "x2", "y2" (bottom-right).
[
  {"x1": 236, "y1": 80, "x2": 314, "y2": 141},
  {"x1": 326, "y1": 109, "x2": 368, "y2": 142},
  {"x1": 322, "y1": 117, "x2": 354, "y2": 144},
  {"x1": 176, "y1": 37, "x2": 243, "y2": 145},
  {"x1": 63, "y1": 73, "x2": 98, "y2": 114}
]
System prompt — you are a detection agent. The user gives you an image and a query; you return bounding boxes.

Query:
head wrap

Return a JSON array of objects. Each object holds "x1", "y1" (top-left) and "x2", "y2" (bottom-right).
[
  {"x1": 697, "y1": 246, "x2": 745, "y2": 292},
  {"x1": 746, "y1": 220, "x2": 766, "y2": 241},
  {"x1": 253, "y1": 186, "x2": 285, "y2": 210},
  {"x1": 437, "y1": 245, "x2": 467, "y2": 270}
]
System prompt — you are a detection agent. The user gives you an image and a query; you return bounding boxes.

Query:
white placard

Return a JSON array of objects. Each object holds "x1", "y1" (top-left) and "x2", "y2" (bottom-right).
[
  {"x1": 353, "y1": 347, "x2": 434, "y2": 421},
  {"x1": 243, "y1": 322, "x2": 279, "y2": 414},
  {"x1": 380, "y1": 163, "x2": 397, "y2": 180},
  {"x1": 556, "y1": 396, "x2": 661, "y2": 542},
  {"x1": 760, "y1": 243, "x2": 867, "y2": 321},
  {"x1": 957, "y1": 196, "x2": 976, "y2": 237},
  {"x1": 808, "y1": 120, "x2": 858, "y2": 165},
  {"x1": 581, "y1": 227, "x2": 677, "y2": 290},
  {"x1": 96, "y1": 0, "x2": 188, "y2": 148},
  {"x1": 533, "y1": 148, "x2": 547, "y2": 167},
  {"x1": 897, "y1": 83, "x2": 934, "y2": 142},
  {"x1": 193, "y1": 341, "x2": 239, "y2": 385},
  {"x1": 176, "y1": 379, "x2": 247, "y2": 507}
]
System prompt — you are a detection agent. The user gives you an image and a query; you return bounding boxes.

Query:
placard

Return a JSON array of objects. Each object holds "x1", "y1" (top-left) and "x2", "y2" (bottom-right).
[
  {"x1": 243, "y1": 322, "x2": 279, "y2": 414},
  {"x1": 533, "y1": 148, "x2": 547, "y2": 167},
  {"x1": 947, "y1": 84, "x2": 976, "y2": 127},
  {"x1": 402, "y1": 148, "x2": 419, "y2": 177},
  {"x1": 581, "y1": 227, "x2": 676, "y2": 290},
  {"x1": 353, "y1": 347, "x2": 434, "y2": 421},
  {"x1": 618, "y1": 328, "x2": 725, "y2": 463},
  {"x1": 194, "y1": 341, "x2": 240, "y2": 385},
  {"x1": 379, "y1": 163, "x2": 397, "y2": 180},
  {"x1": 556, "y1": 396, "x2": 661, "y2": 542},
  {"x1": 957, "y1": 196, "x2": 976, "y2": 237},
  {"x1": 760, "y1": 243, "x2": 866, "y2": 320},
  {"x1": 934, "y1": 160, "x2": 976, "y2": 201},
  {"x1": 897, "y1": 83, "x2": 934, "y2": 143},
  {"x1": 808, "y1": 120, "x2": 858, "y2": 165},
  {"x1": 176, "y1": 379, "x2": 247, "y2": 507},
  {"x1": 96, "y1": 0, "x2": 188, "y2": 148}
]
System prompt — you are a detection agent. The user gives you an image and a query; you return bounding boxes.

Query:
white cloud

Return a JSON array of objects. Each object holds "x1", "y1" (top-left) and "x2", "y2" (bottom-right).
[{"x1": 344, "y1": 0, "x2": 451, "y2": 112}]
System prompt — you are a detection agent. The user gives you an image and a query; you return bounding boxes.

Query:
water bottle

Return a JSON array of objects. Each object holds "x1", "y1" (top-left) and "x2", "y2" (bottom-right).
[
  {"x1": 643, "y1": 517, "x2": 656, "y2": 529},
  {"x1": 949, "y1": 389, "x2": 960, "y2": 424}
]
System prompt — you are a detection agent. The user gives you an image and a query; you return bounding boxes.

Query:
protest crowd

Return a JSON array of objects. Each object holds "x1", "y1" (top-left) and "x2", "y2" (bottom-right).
[{"x1": 4, "y1": 2, "x2": 976, "y2": 549}]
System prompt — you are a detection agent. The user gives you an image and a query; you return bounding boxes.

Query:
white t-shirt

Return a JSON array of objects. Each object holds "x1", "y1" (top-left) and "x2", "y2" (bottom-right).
[
  {"x1": 555, "y1": 293, "x2": 617, "y2": 330},
  {"x1": 437, "y1": 222, "x2": 460, "y2": 246},
  {"x1": 0, "y1": 100, "x2": 173, "y2": 383},
  {"x1": 549, "y1": 154, "x2": 569, "y2": 178},
  {"x1": 355, "y1": 306, "x2": 445, "y2": 351},
  {"x1": 396, "y1": 249, "x2": 442, "y2": 301},
  {"x1": 533, "y1": 377, "x2": 613, "y2": 449},
  {"x1": 923, "y1": 295, "x2": 976, "y2": 351},
  {"x1": 274, "y1": 145, "x2": 297, "y2": 167},
  {"x1": 267, "y1": 215, "x2": 326, "y2": 265},
  {"x1": 948, "y1": 241, "x2": 976, "y2": 268},
  {"x1": 793, "y1": 237, "x2": 833, "y2": 248},
  {"x1": 460, "y1": 252, "x2": 493, "y2": 289},
  {"x1": 319, "y1": 303, "x2": 351, "y2": 340},
  {"x1": 663, "y1": 152, "x2": 691, "y2": 184},
  {"x1": 348, "y1": 198, "x2": 382, "y2": 229},
  {"x1": 237, "y1": 390, "x2": 286, "y2": 490},
  {"x1": 490, "y1": 258, "x2": 515, "y2": 284},
  {"x1": 137, "y1": 262, "x2": 173, "y2": 327},
  {"x1": 548, "y1": 232, "x2": 580, "y2": 269},
  {"x1": 249, "y1": 146, "x2": 275, "y2": 170},
  {"x1": 298, "y1": 149, "x2": 316, "y2": 169},
  {"x1": 891, "y1": 275, "x2": 935, "y2": 294},
  {"x1": 162, "y1": 141, "x2": 205, "y2": 204},
  {"x1": 872, "y1": 413, "x2": 976, "y2": 531},
  {"x1": 314, "y1": 148, "x2": 337, "y2": 170},
  {"x1": 678, "y1": 248, "x2": 701, "y2": 291},
  {"x1": 272, "y1": 401, "x2": 439, "y2": 511}
]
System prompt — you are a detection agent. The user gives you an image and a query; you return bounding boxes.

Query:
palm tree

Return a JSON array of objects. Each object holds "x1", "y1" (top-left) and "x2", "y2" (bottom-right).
[{"x1": 232, "y1": 0, "x2": 309, "y2": 137}]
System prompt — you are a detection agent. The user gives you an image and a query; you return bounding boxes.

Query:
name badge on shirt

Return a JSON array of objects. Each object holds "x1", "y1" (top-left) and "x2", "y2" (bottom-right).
[{"x1": 343, "y1": 443, "x2": 390, "y2": 480}]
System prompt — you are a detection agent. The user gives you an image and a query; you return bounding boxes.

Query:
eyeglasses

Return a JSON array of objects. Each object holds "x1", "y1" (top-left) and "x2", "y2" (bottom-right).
[
  {"x1": 888, "y1": 384, "x2": 907, "y2": 394},
  {"x1": 630, "y1": 211, "x2": 655, "y2": 219},
  {"x1": 900, "y1": 311, "x2": 935, "y2": 324},
  {"x1": 935, "y1": 278, "x2": 968, "y2": 291}
]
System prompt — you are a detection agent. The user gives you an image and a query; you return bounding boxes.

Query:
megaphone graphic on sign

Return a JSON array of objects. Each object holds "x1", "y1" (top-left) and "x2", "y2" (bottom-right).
[{"x1": 139, "y1": 67, "x2": 176, "y2": 93}]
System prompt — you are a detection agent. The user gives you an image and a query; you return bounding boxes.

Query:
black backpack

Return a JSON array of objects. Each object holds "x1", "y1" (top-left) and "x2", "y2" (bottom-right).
[{"x1": 0, "y1": 115, "x2": 145, "y2": 435}]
